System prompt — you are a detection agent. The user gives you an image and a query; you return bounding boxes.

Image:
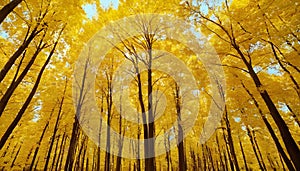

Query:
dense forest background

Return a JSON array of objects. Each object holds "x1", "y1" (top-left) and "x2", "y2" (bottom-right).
[{"x1": 0, "y1": 0, "x2": 299, "y2": 170}]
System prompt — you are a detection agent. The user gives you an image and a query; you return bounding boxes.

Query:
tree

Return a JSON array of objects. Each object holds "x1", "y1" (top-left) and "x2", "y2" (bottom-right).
[
  {"x1": 184, "y1": 0, "x2": 300, "y2": 169},
  {"x1": 0, "y1": 0, "x2": 22, "y2": 25}
]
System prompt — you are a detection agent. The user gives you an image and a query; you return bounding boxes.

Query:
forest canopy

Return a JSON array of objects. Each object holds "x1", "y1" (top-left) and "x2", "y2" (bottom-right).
[{"x1": 0, "y1": 0, "x2": 299, "y2": 170}]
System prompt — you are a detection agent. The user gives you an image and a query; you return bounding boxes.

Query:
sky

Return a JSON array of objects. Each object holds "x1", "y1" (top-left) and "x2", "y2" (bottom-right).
[
  {"x1": 100, "y1": 0, "x2": 119, "y2": 9},
  {"x1": 82, "y1": 0, "x2": 119, "y2": 19}
]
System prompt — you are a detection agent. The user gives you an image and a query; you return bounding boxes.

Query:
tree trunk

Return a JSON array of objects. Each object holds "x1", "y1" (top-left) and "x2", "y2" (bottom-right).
[
  {"x1": 224, "y1": 107, "x2": 240, "y2": 171},
  {"x1": 116, "y1": 94, "x2": 124, "y2": 171},
  {"x1": 58, "y1": 132, "x2": 67, "y2": 171},
  {"x1": 234, "y1": 44, "x2": 300, "y2": 170},
  {"x1": 147, "y1": 61, "x2": 156, "y2": 171},
  {"x1": 135, "y1": 69, "x2": 149, "y2": 171},
  {"x1": 222, "y1": 128, "x2": 234, "y2": 171},
  {"x1": 174, "y1": 83, "x2": 186, "y2": 171},
  {"x1": 10, "y1": 145, "x2": 21, "y2": 168},
  {"x1": 0, "y1": 0, "x2": 22, "y2": 24},
  {"x1": 246, "y1": 126, "x2": 265, "y2": 170},
  {"x1": 0, "y1": 25, "x2": 43, "y2": 83},
  {"x1": 136, "y1": 114, "x2": 141, "y2": 171},
  {"x1": 216, "y1": 134, "x2": 225, "y2": 171},
  {"x1": 29, "y1": 122, "x2": 49, "y2": 170},
  {"x1": 50, "y1": 134, "x2": 61, "y2": 170},
  {"x1": 55, "y1": 132, "x2": 66, "y2": 171},
  {"x1": 44, "y1": 88, "x2": 65, "y2": 170},
  {"x1": 105, "y1": 69, "x2": 113, "y2": 171},
  {"x1": 65, "y1": 47, "x2": 89, "y2": 170},
  {"x1": 241, "y1": 81, "x2": 296, "y2": 171},
  {"x1": 96, "y1": 96, "x2": 103, "y2": 171},
  {"x1": 164, "y1": 132, "x2": 170, "y2": 171},
  {"x1": 201, "y1": 144, "x2": 207, "y2": 170},
  {"x1": 238, "y1": 135, "x2": 248, "y2": 171},
  {"x1": 0, "y1": 31, "x2": 46, "y2": 116},
  {"x1": 0, "y1": 36, "x2": 59, "y2": 149},
  {"x1": 252, "y1": 131, "x2": 267, "y2": 170},
  {"x1": 65, "y1": 117, "x2": 80, "y2": 170}
]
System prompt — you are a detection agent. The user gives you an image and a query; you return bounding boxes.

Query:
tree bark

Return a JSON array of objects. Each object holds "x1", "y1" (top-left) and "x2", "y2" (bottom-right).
[
  {"x1": 44, "y1": 89, "x2": 65, "y2": 170},
  {"x1": 241, "y1": 81, "x2": 296, "y2": 170},
  {"x1": 174, "y1": 83, "x2": 186, "y2": 171},
  {"x1": 0, "y1": 32, "x2": 61, "y2": 149},
  {"x1": 252, "y1": 131, "x2": 267, "y2": 170},
  {"x1": 222, "y1": 128, "x2": 234, "y2": 171},
  {"x1": 0, "y1": 25, "x2": 43, "y2": 83},
  {"x1": 0, "y1": 34, "x2": 46, "y2": 116},
  {"x1": 238, "y1": 135, "x2": 248, "y2": 171},
  {"x1": 0, "y1": 0, "x2": 22, "y2": 24},
  {"x1": 10, "y1": 145, "x2": 21, "y2": 168},
  {"x1": 55, "y1": 132, "x2": 66, "y2": 171},
  {"x1": 234, "y1": 43, "x2": 300, "y2": 170},
  {"x1": 29, "y1": 122, "x2": 49, "y2": 170},
  {"x1": 224, "y1": 107, "x2": 240, "y2": 171},
  {"x1": 65, "y1": 48, "x2": 89, "y2": 170},
  {"x1": 246, "y1": 126, "x2": 265, "y2": 170},
  {"x1": 190, "y1": 8, "x2": 300, "y2": 170}
]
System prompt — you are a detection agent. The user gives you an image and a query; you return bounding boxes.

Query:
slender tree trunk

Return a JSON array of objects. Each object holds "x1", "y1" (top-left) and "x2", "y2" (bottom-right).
[
  {"x1": 0, "y1": 0, "x2": 22, "y2": 24},
  {"x1": 97, "y1": 96, "x2": 103, "y2": 171},
  {"x1": 50, "y1": 134, "x2": 61, "y2": 170},
  {"x1": 86, "y1": 156, "x2": 89, "y2": 171},
  {"x1": 174, "y1": 83, "x2": 186, "y2": 171},
  {"x1": 252, "y1": 131, "x2": 267, "y2": 170},
  {"x1": 65, "y1": 47, "x2": 89, "y2": 170},
  {"x1": 44, "y1": 88, "x2": 66, "y2": 170},
  {"x1": 116, "y1": 94, "x2": 124, "y2": 171},
  {"x1": 65, "y1": 118, "x2": 80, "y2": 170},
  {"x1": 0, "y1": 33, "x2": 61, "y2": 149},
  {"x1": 201, "y1": 144, "x2": 207, "y2": 170},
  {"x1": 86, "y1": 157, "x2": 89, "y2": 171},
  {"x1": 216, "y1": 134, "x2": 225, "y2": 171},
  {"x1": 92, "y1": 147, "x2": 96, "y2": 170},
  {"x1": 246, "y1": 126, "x2": 265, "y2": 170},
  {"x1": 10, "y1": 145, "x2": 21, "y2": 168},
  {"x1": 55, "y1": 132, "x2": 66, "y2": 171},
  {"x1": 238, "y1": 135, "x2": 248, "y2": 171},
  {"x1": 81, "y1": 138, "x2": 88, "y2": 170},
  {"x1": 279, "y1": 154, "x2": 287, "y2": 171},
  {"x1": 30, "y1": 122, "x2": 49, "y2": 170},
  {"x1": 97, "y1": 119, "x2": 102, "y2": 171},
  {"x1": 223, "y1": 150, "x2": 229, "y2": 171},
  {"x1": 206, "y1": 146, "x2": 215, "y2": 171},
  {"x1": 234, "y1": 44, "x2": 300, "y2": 170},
  {"x1": 0, "y1": 32, "x2": 46, "y2": 116},
  {"x1": 190, "y1": 148, "x2": 197, "y2": 171},
  {"x1": 164, "y1": 132, "x2": 170, "y2": 171},
  {"x1": 224, "y1": 107, "x2": 240, "y2": 171},
  {"x1": 26, "y1": 147, "x2": 34, "y2": 164},
  {"x1": 147, "y1": 54, "x2": 156, "y2": 171},
  {"x1": 135, "y1": 69, "x2": 149, "y2": 171},
  {"x1": 105, "y1": 71, "x2": 113, "y2": 171},
  {"x1": 169, "y1": 135, "x2": 173, "y2": 171},
  {"x1": 75, "y1": 134, "x2": 86, "y2": 169},
  {"x1": 58, "y1": 133, "x2": 67, "y2": 171},
  {"x1": 0, "y1": 25, "x2": 43, "y2": 83},
  {"x1": 241, "y1": 81, "x2": 296, "y2": 170},
  {"x1": 222, "y1": 128, "x2": 234, "y2": 171},
  {"x1": 136, "y1": 114, "x2": 141, "y2": 171}
]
